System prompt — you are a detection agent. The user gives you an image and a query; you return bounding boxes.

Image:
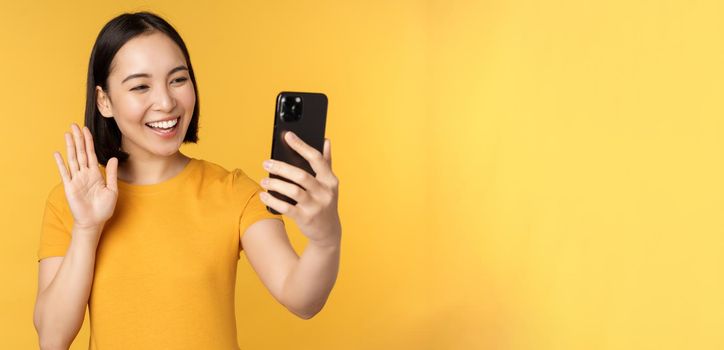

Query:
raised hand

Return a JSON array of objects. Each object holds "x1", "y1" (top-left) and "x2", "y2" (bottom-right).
[
  {"x1": 53, "y1": 123, "x2": 119, "y2": 235},
  {"x1": 259, "y1": 131, "x2": 341, "y2": 248}
]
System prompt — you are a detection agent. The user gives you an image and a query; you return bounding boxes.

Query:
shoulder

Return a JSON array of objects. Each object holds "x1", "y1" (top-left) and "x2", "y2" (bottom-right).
[
  {"x1": 42, "y1": 182, "x2": 73, "y2": 230},
  {"x1": 194, "y1": 158, "x2": 261, "y2": 193},
  {"x1": 45, "y1": 181, "x2": 69, "y2": 212},
  {"x1": 195, "y1": 158, "x2": 233, "y2": 179},
  {"x1": 194, "y1": 158, "x2": 244, "y2": 182}
]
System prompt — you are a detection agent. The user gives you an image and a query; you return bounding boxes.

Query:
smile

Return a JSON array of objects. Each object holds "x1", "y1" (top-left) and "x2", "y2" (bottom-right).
[{"x1": 146, "y1": 117, "x2": 180, "y2": 138}]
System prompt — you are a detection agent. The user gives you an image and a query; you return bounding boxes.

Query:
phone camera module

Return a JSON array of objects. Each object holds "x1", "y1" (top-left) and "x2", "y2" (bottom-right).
[{"x1": 280, "y1": 95, "x2": 303, "y2": 122}]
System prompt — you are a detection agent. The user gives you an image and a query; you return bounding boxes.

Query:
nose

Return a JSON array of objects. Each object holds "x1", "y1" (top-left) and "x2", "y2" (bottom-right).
[{"x1": 152, "y1": 84, "x2": 176, "y2": 113}]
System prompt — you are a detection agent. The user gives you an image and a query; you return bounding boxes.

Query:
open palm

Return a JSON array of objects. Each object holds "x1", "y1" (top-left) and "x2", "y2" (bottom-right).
[{"x1": 53, "y1": 123, "x2": 119, "y2": 231}]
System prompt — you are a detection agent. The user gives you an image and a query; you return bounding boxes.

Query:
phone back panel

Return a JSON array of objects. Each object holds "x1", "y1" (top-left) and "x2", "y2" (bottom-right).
[{"x1": 268, "y1": 91, "x2": 328, "y2": 213}]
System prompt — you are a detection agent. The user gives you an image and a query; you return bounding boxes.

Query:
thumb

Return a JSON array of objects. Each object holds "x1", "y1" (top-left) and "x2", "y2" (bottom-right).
[{"x1": 106, "y1": 157, "x2": 118, "y2": 192}]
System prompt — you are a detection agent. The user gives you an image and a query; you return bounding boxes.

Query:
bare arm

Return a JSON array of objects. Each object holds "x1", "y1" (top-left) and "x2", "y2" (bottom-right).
[
  {"x1": 33, "y1": 226, "x2": 101, "y2": 350},
  {"x1": 247, "y1": 133, "x2": 342, "y2": 319},
  {"x1": 34, "y1": 124, "x2": 119, "y2": 348},
  {"x1": 280, "y1": 234, "x2": 340, "y2": 319},
  {"x1": 242, "y1": 219, "x2": 340, "y2": 319},
  {"x1": 32, "y1": 123, "x2": 117, "y2": 348}
]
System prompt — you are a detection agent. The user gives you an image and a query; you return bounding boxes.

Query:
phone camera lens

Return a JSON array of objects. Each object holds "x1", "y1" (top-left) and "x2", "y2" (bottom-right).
[{"x1": 280, "y1": 95, "x2": 303, "y2": 122}]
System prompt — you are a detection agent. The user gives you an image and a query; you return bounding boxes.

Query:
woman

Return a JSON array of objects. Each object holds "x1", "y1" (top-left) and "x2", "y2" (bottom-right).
[{"x1": 33, "y1": 11, "x2": 341, "y2": 349}]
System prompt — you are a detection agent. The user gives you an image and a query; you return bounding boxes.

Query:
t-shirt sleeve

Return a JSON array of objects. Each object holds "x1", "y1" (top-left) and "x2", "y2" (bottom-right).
[
  {"x1": 37, "y1": 182, "x2": 73, "y2": 262},
  {"x1": 233, "y1": 169, "x2": 284, "y2": 250}
]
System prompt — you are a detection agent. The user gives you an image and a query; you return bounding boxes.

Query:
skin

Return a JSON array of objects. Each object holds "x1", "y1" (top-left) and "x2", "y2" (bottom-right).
[
  {"x1": 95, "y1": 31, "x2": 196, "y2": 185},
  {"x1": 48, "y1": 31, "x2": 342, "y2": 320}
]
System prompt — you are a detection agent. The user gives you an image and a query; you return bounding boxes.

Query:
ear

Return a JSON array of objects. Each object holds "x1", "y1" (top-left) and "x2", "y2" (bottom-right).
[{"x1": 95, "y1": 86, "x2": 113, "y2": 118}]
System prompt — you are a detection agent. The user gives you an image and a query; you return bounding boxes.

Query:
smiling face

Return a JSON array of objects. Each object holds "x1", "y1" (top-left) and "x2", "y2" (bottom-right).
[{"x1": 96, "y1": 31, "x2": 196, "y2": 160}]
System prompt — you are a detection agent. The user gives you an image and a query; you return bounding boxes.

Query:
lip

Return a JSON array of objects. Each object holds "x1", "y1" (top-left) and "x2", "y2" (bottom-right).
[
  {"x1": 146, "y1": 117, "x2": 180, "y2": 139},
  {"x1": 145, "y1": 116, "x2": 180, "y2": 125}
]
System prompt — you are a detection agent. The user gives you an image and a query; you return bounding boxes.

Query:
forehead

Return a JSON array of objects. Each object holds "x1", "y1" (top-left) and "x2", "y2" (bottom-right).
[{"x1": 109, "y1": 31, "x2": 186, "y2": 77}]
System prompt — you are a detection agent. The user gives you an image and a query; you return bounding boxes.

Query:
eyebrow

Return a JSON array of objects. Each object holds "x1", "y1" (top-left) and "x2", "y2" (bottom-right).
[{"x1": 121, "y1": 65, "x2": 189, "y2": 84}]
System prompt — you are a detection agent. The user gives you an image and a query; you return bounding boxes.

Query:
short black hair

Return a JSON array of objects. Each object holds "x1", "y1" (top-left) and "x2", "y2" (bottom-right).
[{"x1": 84, "y1": 11, "x2": 200, "y2": 166}]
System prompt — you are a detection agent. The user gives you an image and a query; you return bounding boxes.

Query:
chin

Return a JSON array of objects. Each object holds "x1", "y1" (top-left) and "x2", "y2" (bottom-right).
[{"x1": 164, "y1": 147, "x2": 182, "y2": 156}]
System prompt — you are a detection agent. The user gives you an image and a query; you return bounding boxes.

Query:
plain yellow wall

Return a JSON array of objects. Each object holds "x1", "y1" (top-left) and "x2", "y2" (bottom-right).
[
  {"x1": 1, "y1": 0, "x2": 722, "y2": 349},
  {"x1": 426, "y1": 0, "x2": 724, "y2": 349}
]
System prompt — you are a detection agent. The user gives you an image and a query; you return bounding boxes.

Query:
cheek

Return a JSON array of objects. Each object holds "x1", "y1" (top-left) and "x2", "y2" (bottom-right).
[
  {"x1": 177, "y1": 84, "x2": 196, "y2": 112},
  {"x1": 115, "y1": 94, "x2": 148, "y2": 122}
]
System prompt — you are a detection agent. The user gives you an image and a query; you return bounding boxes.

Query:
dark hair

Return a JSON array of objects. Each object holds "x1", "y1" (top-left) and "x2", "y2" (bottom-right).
[{"x1": 84, "y1": 11, "x2": 200, "y2": 166}]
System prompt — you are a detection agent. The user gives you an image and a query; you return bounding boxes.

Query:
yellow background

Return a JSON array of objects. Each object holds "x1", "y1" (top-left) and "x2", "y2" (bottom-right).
[{"x1": 2, "y1": 0, "x2": 723, "y2": 349}]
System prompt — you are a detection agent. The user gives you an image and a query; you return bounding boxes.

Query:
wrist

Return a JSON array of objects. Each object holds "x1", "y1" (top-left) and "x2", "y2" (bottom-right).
[
  {"x1": 71, "y1": 225, "x2": 104, "y2": 243},
  {"x1": 73, "y1": 222, "x2": 105, "y2": 231},
  {"x1": 309, "y1": 233, "x2": 341, "y2": 250},
  {"x1": 69, "y1": 234, "x2": 100, "y2": 253}
]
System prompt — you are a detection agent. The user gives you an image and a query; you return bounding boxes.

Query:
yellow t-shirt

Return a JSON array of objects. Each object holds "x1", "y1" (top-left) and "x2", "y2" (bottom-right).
[{"x1": 37, "y1": 157, "x2": 283, "y2": 349}]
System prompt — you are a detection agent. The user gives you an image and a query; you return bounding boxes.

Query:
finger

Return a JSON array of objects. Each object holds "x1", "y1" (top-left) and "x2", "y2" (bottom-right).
[
  {"x1": 65, "y1": 132, "x2": 79, "y2": 177},
  {"x1": 284, "y1": 131, "x2": 330, "y2": 177},
  {"x1": 71, "y1": 124, "x2": 88, "y2": 169},
  {"x1": 105, "y1": 157, "x2": 118, "y2": 192},
  {"x1": 259, "y1": 191, "x2": 295, "y2": 215},
  {"x1": 83, "y1": 126, "x2": 99, "y2": 167},
  {"x1": 260, "y1": 177, "x2": 308, "y2": 204},
  {"x1": 53, "y1": 152, "x2": 71, "y2": 184},
  {"x1": 321, "y1": 139, "x2": 339, "y2": 192},
  {"x1": 263, "y1": 159, "x2": 321, "y2": 193},
  {"x1": 323, "y1": 138, "x2": 331, "y2": 166}
]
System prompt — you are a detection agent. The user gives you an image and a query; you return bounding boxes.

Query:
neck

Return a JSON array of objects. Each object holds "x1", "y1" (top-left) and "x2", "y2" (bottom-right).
[{"x1": 117, "y1": 152, "x2": 191, "y2": 185}]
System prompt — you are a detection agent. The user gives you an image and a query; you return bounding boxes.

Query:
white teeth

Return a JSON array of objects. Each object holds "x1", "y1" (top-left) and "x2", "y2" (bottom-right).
[{"x1": 147, "y1": 118, "x2": 178, "y2": 129}]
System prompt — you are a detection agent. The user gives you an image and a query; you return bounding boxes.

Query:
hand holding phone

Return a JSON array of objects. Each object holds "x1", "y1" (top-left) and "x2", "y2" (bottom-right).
[
  {"x1": 265, "y1": 91, "x2": 328, "y2": 214},
  {"x1": 259, "y1": 91, "x2": 341, "y2": 247}
]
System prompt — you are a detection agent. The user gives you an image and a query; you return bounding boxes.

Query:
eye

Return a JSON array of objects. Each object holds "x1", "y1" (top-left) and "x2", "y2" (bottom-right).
[
  {"x1": 130, "y1": 85, "x2": 148, "y2": 92},
  {"x1": 172, "y1": 77, "x2": 188, "y2": 84}
]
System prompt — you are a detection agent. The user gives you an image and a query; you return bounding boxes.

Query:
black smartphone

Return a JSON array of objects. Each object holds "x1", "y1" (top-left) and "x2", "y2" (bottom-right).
[{"x1": 266, "y1": 91, "x2": 328, "y2": 214}]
